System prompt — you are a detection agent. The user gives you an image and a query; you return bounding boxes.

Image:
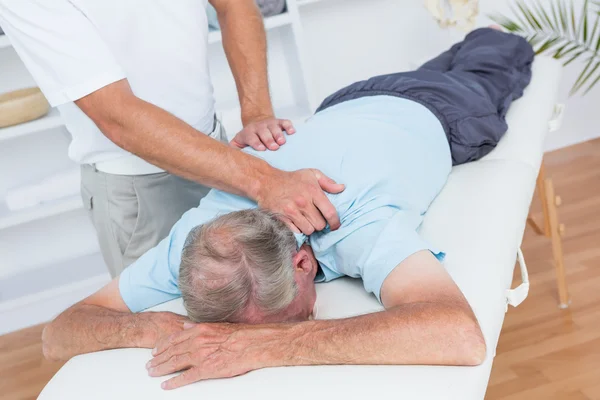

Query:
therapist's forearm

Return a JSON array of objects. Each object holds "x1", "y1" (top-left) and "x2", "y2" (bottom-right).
[
  {"x1": 217, "y1": 0, "x2": 274, "y2": 124},
  {"x1": 76, "y1": 83, "x2": 273, "y2": 199},
  {"x1": 42, "y1": 303, "x2": 184, "y2": 361}
]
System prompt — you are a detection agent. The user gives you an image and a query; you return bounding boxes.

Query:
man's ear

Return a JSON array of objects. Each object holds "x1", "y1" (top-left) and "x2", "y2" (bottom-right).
[{"x1": 292, "y1": 245, "x2": 313, "y2": 275}]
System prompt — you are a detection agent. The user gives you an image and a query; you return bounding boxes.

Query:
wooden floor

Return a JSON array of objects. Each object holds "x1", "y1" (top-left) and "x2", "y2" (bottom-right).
[
  {"x1": 0, "y1": 325, "x2": 65, "y2": 400},
  {"x1": 1, "y1": 139, "x2": 599, "y2": 400},
  {"x1": 486, "y1": 138, "x2": 600, "y2": 400}
]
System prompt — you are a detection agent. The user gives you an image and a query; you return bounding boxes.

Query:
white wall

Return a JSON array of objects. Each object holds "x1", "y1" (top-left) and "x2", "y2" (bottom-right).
[{"x1": 299, "y1": 0, "x2": 600, "y2": 151}]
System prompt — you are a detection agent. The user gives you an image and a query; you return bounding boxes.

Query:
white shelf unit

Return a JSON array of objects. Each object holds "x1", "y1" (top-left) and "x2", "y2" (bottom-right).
[
  {"x1": 0, "y1": 108, "x2": 64, "y2": 142},
  {"x1": 0, "y1": 35, "x2": 10, "y2": 49},
  {"x1": 208, "y1": 11, "x2": 293, "y2": 44},
  {"x1": 296, "y1": 0, "x2": 323, "y2": 5},
  {"x1": 0, "y1": 195, "x2": 82, "y2": 230},
  {"x1": 209, "y1": 2, "x2": 317, "y2": 135},
  {"x1": 0, "y1": 0, "x2": 319, "y2": 333},
  {"x1": 0, "y1": 252, "x2": 110, "y2": 335}
]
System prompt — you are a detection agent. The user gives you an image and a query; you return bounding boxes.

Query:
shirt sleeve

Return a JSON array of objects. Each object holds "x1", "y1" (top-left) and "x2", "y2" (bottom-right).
[
  {"x1": 332, "y1": 209, "x2": 445, "y2": 303},
  {"x1": 119, "y1": 190, "x2": 257, "y2": 312},
  {"x1": 0, "y1": 0, "x2": 126, "y2": 106}
]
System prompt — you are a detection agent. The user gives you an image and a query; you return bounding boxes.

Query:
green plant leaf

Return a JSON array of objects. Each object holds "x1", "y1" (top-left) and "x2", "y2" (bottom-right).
[
  {"x1": 516, "y1": 1, "x2": 538, "y2": 29},
  {"x1": 524, "y1": 0, "x2": 544, "y2": 29},
  {"x1": 572, "y1": 56, "x2": 594, "y2": 90},
  {"x1": 553, "y1": 42, "x2": 571, "y2": 57},
  {"x1": 563, "y1": 49, "x2": 586, "y2": 66},
  {"x1": 488, "y1": 0, "x2": 600, "y2": 95},
  {"x1": 490, "y1": 14, "x2": 523, "y2": 32},
  {"x1": 559, "y1": 0, "x2": 568, "y2": 33},
  {"x1": 555, "y1": 42, "x2": 581, "y2": 58},
  {"x1": 577, "y1": 0, "x2": 589, "y2": 41},
  {"x1": 509, "y1": 3, "x2": 532, "y2": 30},
  {"x1": 572, "y1": 59, "x2": 600, "y2": 94},
  {"x1": 528, "y1": 32, "x2": 543, "y2": 47},
  {"x1": 570, "y1": 0, "x2": 577, "y2": 37},
  {"x1": 536, "y1": 36, "x2": 562, "y2": 54},
  {"x1": 534, "y1": 0, "x2": 555, "y2": 30},
  {"x1": 583, "y1": 69, "x2": 600, "y2": 93},
  {"x1": 511, "y1": 2, "x2": 535, "y2": 30},
  {"x1": 589, "y1": 13, "x2": 600, "y2": 44},
  {"x1": 550, "y1": 0, "x2": 563, "y2": 34}
]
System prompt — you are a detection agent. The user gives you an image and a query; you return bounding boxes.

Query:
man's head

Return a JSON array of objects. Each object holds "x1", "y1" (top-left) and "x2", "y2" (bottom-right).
[{"x1": 179, "y1": 209, "x2": 318, "y2": 324}]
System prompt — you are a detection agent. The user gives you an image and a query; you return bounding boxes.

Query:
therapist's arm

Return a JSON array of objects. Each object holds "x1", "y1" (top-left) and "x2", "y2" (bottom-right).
[
  {"x1": 41, "y1": 279, "x2": 186, "y2": 361},
  {"x1": 211, "y1": 0, "x2": 296, "y2": 152},
  {"x1": 76, "y1": 80, "x2": 343, "y2": 235},
  {"x1": 148, "y1": 251, "x2": 486, "y2": 389}
]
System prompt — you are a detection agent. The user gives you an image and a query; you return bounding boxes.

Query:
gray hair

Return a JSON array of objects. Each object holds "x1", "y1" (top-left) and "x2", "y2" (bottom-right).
[{"x1": 179, "y1": 209, "x2": 298, "y2": 323}]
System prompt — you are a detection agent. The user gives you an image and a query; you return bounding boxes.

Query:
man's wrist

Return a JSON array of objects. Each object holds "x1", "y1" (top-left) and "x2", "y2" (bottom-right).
[
  {"x1": 241, "y1": 110, "x2": 274, "y2": 126},
  {"x1": 131, "y1": 313, "x2": 160, "y2": 348},
  {"x1": 244, "y1": 159, "x2": 280, "y2": 201},
  {"x1": 251, "y1": 321, "x2": 317, "y2": 369}
]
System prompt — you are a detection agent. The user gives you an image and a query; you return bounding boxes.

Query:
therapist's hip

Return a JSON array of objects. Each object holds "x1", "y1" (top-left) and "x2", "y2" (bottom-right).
[{"x1": 80, "y1": 119, "x2": 227, "y2": 277}]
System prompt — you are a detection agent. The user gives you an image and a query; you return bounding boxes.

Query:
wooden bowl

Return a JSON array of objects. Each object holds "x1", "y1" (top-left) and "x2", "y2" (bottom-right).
[{"x1": 0, "y1": 87, "x2": 50, "y2": 129}]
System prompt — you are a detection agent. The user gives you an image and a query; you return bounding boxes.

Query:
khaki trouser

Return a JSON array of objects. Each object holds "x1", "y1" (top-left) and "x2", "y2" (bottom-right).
[{"x1": 81, "y1": 121, "x2": 227, "y2": 277}]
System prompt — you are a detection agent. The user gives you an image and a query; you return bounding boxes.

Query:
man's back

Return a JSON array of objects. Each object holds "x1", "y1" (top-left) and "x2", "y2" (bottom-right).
[
  {"x1": 119, "y1": 95, "x2": 452, "y2": 311},
  {"x1": 247, "y1": 95, "x2": 452, "y2": 291},
  {"x1": 250, "y1": 96, "x2": 451, "y2": 217}
]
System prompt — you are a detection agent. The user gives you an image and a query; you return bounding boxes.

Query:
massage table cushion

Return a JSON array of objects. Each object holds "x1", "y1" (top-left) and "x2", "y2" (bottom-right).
[{"x1": 39, "y1": 57, "x2": 562, "y2": 399}]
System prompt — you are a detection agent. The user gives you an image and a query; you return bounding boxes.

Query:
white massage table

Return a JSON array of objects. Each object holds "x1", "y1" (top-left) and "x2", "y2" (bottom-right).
[{"x1": 39, "y1": 57, "x2": 563, "y2": 400}]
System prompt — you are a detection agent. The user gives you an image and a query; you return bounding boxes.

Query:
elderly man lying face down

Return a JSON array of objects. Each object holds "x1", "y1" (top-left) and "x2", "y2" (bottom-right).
[{"x1": 43, "y1": 27, "x2": 534, "y2": 390}]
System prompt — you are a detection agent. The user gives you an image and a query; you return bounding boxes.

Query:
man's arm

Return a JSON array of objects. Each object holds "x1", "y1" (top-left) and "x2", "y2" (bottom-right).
[
  {"x1": 76, "y1": 80, "x2": 343, "y2": 234},
  {"x1": 41, "y1": 279, "x2": 188, "y2": 361},
  {"x1": 148, "y1": 251, "x2": 486, "y2": 390},
  {"x1": 211, "y1": 0, "x2": 294, "y2": 152}
]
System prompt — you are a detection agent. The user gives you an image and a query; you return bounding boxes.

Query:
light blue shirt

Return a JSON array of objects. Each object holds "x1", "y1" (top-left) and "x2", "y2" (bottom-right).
[{"x1": 119, "y1": 96, "x2": 452, "y2": 312}]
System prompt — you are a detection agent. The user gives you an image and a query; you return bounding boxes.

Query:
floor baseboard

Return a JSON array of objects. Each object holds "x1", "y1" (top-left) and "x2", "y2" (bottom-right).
[{"x1": 0, "y1": 273, "x2": 110, "y2": 335}]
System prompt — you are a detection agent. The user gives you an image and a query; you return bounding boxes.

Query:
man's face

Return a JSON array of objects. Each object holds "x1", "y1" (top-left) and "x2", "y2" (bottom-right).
[{"x1": 240, "y1": 244, "x2": 318, "y2": 324}]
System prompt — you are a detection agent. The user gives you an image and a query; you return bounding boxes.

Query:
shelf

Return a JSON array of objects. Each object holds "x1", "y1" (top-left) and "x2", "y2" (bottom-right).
[
  {"x1": 0, "y1": 108, "x2": 64, "y2": 142},
  {"x1": 0, "y1": 195, "x2": 83, "y2": 230},
  {"x1": 0, "y1": 251, "x2": 110, "y2": 334},
  {"x1": 296, "y1": 0, "x2": 322, "y2": 4},
  {"x1": 208, "y1": 12, "x2": 293, "y2": 44},
  {"x1": 0, "y1": 35, "x2": 10, "y2": 49},
  {"x1": 0, "y1": 252, "x2": 107, "y2": 304},
  {"x1": 0, "y1": 14, "x2": 294, "y2": 49}
]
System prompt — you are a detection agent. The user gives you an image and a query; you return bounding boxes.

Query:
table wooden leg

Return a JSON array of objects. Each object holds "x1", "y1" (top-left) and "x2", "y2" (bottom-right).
[
  {"x1": 543, "y1": 177, "x2": 570, "y2": 308},
  {"x1": 537, "y1": 164, "x2": 552, "y2": 237}
]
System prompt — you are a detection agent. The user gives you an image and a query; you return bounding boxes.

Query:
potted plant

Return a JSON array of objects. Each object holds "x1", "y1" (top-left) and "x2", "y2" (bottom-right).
[{"x1": 491, "y1": 0, "x2": 600, "y2": 95}]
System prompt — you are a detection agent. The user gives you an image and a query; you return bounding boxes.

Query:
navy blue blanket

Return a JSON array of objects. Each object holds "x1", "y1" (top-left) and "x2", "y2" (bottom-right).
[{"x1": 316, "y1": 28, "x2": 534, "y2": 165}]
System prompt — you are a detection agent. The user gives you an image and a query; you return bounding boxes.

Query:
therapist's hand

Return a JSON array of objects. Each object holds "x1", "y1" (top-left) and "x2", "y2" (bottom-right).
[
  {"x1": 231, "y1": 117, "x2": 296, "y2": 151},
  {"x1": 257, "y1": 168, "x2": 345, "y2": 235}
]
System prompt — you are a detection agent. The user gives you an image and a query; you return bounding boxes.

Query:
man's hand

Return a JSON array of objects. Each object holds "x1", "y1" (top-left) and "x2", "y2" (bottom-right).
[
  {"x1": 231, "y1": 117, "x2": 296, "y2": 151},
  {"x1": 257, "y1": 168, "x2": 345, "y2": 235},
  {"x1": 147, "y1": 322, "x2": 290, "y2": 390}
]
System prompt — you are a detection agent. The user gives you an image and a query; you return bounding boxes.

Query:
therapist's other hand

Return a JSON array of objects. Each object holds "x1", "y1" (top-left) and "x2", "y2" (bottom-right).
[
  {"x1": 231, "y1": 117, "x2": 296, "y2": 151},
  {"x1": 147, "y1": 323, "x2": 276, "y2": 390},
  {"x1": 257, "y1": 169, "x2": 345, "y2": 235}
]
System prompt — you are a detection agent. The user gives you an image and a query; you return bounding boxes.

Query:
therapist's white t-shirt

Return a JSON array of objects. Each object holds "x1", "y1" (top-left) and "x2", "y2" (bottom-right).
[{"x1": 0, "y1": 0, "x2": 215, "y2": 168}]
